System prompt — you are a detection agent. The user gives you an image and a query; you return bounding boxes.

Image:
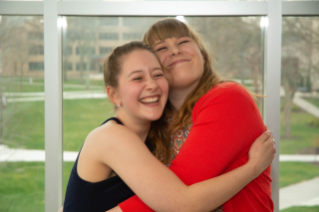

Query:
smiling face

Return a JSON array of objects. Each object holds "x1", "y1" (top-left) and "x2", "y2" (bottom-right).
[
  {"x1": 153, "y1": 37, "x2": 205, "y2": 91},
  {"x1": 115, "y1": 49, "x2": 169, "y2": 122}
]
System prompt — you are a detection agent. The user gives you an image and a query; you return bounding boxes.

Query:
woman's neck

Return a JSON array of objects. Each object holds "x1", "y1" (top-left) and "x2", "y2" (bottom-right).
[
  {"x1": 115, "y1": 113, "x2": 151, "y2": 142},
  {"x1": 168, "y1": 85, "x2": 195, "y2": 111}
]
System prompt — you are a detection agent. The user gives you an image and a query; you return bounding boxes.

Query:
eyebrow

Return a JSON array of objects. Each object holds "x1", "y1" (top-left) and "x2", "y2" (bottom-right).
[
  {"x1": 153, "y1": 36, "x2": 189, "y2": 47},
  {"x1": 128, "y1": 67, "x2": 162, "y2": 77},
  {"x1": 128, "y1": 70, "x2": 143, "y2": 77},
  {"x1": 153, "y1": 41, "x2": 164, "y2": 47},
  {"x1": 153, "y1": 67, "x2": 163, "y2": 71}
]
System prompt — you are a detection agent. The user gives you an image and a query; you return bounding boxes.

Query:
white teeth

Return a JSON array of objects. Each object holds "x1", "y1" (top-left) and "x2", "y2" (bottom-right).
[{"x1": 141, "y1": 97, "x2": 159, "y2": 103}]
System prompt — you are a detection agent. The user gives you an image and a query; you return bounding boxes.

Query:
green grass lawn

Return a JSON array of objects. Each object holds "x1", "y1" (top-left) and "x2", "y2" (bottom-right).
[
  {"x1": 280, "y1": 162, "x2": 319, "y2": 188},
  {"x1": 63, "y1": 99, "x2": 115, "y2": 151},
  {"x1": 2, "y1": 98, "x2": 114, "y2": 150},
  {"x1": 280, "y1": 105, "x2": 319, "y2": 154},
  {"x1": 0, "y1": 162, "x2": 44, "y2": 212},
  {"x1": 0, "y1": 162, "x2": 74, "y2": 212},
  {"x1": 281, "y1": 206, "x2": 319, "y2": 212},
  {"x1": 305, "y1": 98, "x2": 319, "y2": 108},
  {"x1": 2, "y1": 101, "x2": 45, "y2": 149}
]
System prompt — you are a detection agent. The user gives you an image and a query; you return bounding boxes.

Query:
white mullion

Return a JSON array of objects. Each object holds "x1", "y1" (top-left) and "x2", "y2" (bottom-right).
[
  {"x1": 44, "y1": 0, "x2": 63, "y2": 211},
  {"x1": 57, "y1": 1, "x2": 267, "y2": 16},
  {"x1": 265, "y1": 1, "x2": 282, "y2": 212},
  {"x1": 1, "y1": 1, "x2": 319, "y2": 16},
  {"x1": 0, "y1": 1, "x2": 43, "y2": 15},
  {"x1": 283, "y1": 1, "x2": 319, "y2": 16}
]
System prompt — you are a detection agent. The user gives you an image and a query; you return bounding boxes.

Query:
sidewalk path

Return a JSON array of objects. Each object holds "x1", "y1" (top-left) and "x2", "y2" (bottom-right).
[
  {"x1": 1, "y1": 145, "x2": 318, "y2": 163},
  {"x1": 280, "y1": 177, "x2": 319, "y2": 210},
  {"x1": 0, "y1": 145, "x2": 77, "y2": 162},
  {"x1": 280, "y1": 154, "x2": 319, "y2": 162},
  {"x1": 5, "y1": 91, "x2": 107, "y2": 103},
  {"x1": 294, "y1": 92, "x2": 319, "y2": 118},
  {"x1": 280, "y1": 89, "x2": 319, "y2": 118}
]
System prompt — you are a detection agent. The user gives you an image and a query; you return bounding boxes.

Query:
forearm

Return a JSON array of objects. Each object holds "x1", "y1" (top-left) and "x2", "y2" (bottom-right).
[
  {"x1": 117, "y1": 162, "x2": 259, "y2": 212},
  {"x1": 106, "y1": 206, "x2": 123, "y2": 212},
  {"x1": 118, "y1": 162, "x2": 260, "y2": 212},
  {"x1": 187, "y1": 162, "x2": 259, "y2": 211}
]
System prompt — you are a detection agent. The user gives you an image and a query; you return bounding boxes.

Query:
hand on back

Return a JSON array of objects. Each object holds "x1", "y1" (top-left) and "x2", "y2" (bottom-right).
[{"x1": 248, "y1": 129, "x2": 276, "y2": 176}]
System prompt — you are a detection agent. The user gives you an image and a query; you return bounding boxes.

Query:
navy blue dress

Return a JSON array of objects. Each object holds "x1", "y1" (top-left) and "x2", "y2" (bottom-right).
[{"x1": 64, "y1": 117, "x2": 135, "y2": 212}]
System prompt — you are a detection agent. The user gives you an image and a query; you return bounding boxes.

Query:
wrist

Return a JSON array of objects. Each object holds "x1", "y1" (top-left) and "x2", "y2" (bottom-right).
[{"x1": 246, "y1": 160, "x2": 262, "y2": 178}]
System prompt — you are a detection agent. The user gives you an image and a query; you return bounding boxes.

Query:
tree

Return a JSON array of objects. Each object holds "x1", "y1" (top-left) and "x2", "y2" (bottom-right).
[
  {"x1": 281, "y1": 17, "x2": 319, "y2": 138},
  {"x1": 188, "y1": 17, "x2": 263, "y2": 94},
  {"x1": 66, "y1": 17, "x2": 99, "y2": 88}
]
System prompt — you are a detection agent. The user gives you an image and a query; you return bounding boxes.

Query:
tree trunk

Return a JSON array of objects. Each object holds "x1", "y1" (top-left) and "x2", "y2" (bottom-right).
[{"x1": 283, "y1": 85, "x2": 293, "y2": 138}]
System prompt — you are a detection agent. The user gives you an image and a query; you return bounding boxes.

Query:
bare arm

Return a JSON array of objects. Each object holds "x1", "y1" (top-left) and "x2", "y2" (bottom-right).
[
  {"x1": 106, "y1": 206, "x2": 122, "y2": 212},
  {"x1": 95, "y1": 125, "x2": 274, "y2": 212}
]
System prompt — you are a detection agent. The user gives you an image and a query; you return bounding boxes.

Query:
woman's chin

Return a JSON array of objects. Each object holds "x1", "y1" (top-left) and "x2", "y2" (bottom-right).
[{"x1": 144, "y1": 113, "x2": 163, "y2": 122}]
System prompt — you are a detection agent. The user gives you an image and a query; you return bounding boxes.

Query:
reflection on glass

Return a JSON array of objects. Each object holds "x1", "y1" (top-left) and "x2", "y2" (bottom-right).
[
  {"x1": 0, "y1": 16, "x2": 44, "y2": 211},
  {"x1": 62, "y1": 16, "x2": 265, "y2": 199},
  {"x1": 280, "y1": 17, "x2": 319, "y2": 211}
]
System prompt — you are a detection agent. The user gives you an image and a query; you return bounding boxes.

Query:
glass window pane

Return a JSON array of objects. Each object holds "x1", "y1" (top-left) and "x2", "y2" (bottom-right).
[
  {"x1": 62, "y1": 16, "x2": 265, "y2": 200},
  {"x1": 280, "y1": 16, "x2": 319, "y2": 211},
  {"x1": 0, "y1": 16, "x2": 44, "y2": 211}
]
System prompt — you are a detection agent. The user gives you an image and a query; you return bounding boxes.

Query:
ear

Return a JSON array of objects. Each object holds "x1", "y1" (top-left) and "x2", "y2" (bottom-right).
[{"x1": 106, "y1": 85, "x2": 121, "y2": 106}]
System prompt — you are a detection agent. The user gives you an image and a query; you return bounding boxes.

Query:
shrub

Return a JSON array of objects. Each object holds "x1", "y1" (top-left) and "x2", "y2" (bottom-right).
[{"x1": 309, "y1": 117, "x2": 319, "y2": 128}]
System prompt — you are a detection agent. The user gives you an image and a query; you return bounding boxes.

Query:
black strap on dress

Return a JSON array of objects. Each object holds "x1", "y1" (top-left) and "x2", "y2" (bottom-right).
[{"x1": 63, "y1": 117, "x2": 135, "y2": 212}]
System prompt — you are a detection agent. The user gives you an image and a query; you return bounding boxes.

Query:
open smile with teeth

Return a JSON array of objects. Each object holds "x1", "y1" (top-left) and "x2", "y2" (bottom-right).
[{"x1": 140, "y1": 96, "x2": 159, "y2": 104}]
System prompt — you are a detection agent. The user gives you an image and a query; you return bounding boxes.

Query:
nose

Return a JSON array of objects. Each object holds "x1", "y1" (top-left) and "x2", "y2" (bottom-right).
[
  {"x1": 170, "y1": 45, "x2": 181, "y2": 56},
  {"x1": 145, "y1": 77, "x2": 158, "y2": 91}
]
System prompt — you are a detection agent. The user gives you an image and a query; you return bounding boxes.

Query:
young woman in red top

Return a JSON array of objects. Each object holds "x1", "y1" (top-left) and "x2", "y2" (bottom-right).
[{"x1": 110, "y1": 18, "x2": 275, "y2": 212}]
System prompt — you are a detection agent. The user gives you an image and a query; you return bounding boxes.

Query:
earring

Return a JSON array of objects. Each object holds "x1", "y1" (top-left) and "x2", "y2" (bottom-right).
[{"x1": 116, "y1": 103, "x2": 120, "y2": 108}]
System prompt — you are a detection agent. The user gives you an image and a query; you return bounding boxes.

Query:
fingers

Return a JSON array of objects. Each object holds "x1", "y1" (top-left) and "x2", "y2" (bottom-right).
[
  {"x1": 265, "y1": 133, "x2": 276, "y2": 154},
  {"x1": 268, "y1": 133, "x2": 276, "y2": 154},
  {"x1": 263, "y1": 126, "x2": 276, "y2": 154},
  {"x1": 255, "y1": 130, "x2": 272, "y2": 145},
  {"x1": 263, "y1": 130, "x2": 272, "y2": 143},
  {"x1": 263, "y1": 133, "x2": 276, "y2": 162}
]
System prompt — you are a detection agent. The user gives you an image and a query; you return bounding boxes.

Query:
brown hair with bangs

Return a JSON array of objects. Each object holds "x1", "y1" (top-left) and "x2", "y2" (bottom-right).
[
  {"x1": 143, "y1": 18, "x2": 222, "y2": 142},
  {"x1": 143, "y1": 18, "x2": 262, "y2": 165}
]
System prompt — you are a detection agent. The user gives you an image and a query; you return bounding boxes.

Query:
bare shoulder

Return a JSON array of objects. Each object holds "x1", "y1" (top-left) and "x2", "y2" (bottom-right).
[
  {"x1": 82, "y1": 120, "x2": 146, "y2": 167},
  {"x1": 84, "y1": 120, "x2": 142, "y2": 151},
  {"x1": 208, "y1": 82, "x2": 249, "y2": 98}
]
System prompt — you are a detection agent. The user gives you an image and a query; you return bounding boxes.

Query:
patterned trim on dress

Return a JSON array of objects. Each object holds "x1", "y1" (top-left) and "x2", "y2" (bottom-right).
[
  {"x1": 165, "y1": 119, "x2": 192, "y2": 167},
  {"x1": 165, "y1": 119, "x2": 223, "y2": 212}
]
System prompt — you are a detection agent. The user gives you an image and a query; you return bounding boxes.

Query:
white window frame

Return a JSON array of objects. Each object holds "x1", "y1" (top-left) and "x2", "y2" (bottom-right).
[{"x1": 1, "y1": 1, "x2": 319, "y2": 211}]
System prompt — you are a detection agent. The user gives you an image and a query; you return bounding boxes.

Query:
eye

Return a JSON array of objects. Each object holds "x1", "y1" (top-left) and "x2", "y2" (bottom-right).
[
  {"x1": 133, "y1": 77, "x2": 142, "y2": 81},
  {"x1": 155, "y1": 46, "x2": 167, "y2": 52},
  {"x1": 179, "y1": 40, "x2": 189, "y2": 45},
  {"x1": 155, "y1": 73, "x2": 164, "y2": 77}
]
